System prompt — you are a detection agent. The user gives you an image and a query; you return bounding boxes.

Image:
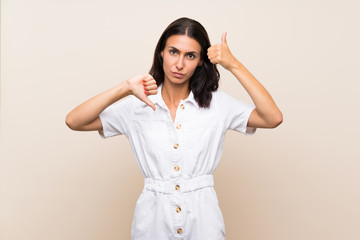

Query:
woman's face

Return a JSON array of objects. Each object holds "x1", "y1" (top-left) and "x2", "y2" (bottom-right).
[{"x1": 161, "y1": 34, "x2": 203, "y2": 86}]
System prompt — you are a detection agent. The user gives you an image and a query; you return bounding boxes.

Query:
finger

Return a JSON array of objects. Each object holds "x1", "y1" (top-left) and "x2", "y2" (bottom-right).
[
  {"x1": 207, "y1": 44, "x2": 218, "y2": 53},
  {"x1": 139, "y1": 73, "x2": 150, "y2": 82},
  {"x1": 145, "y1": 89, "x2": 158, "y2": 95},
  {"x1": 208, "y1": 56, "x2": 218, "y2": 64},
  {"x1": 145, "y1": 74, "x2": 153, "y2": 80},
  {"x1": 144, "y1": 84, "x2": 158, "y2": 91},
  {"x1": 143, "y1": 79, "x2": 156, "y2": 86},
  {"x1": 142, "y1": 74, "x2": 154, "y2": 84},
  {"x1": 207, "y1": 48, "x2": 215, "y2": 59},
  {"x1": 221, "y1": 32, "x2": 227, "y2": 45},
  {"x1": 208, "y1": 55, "x2": 217, "y2": 64},
  {"x1": 142, "y1": 95, "x2": 156, "y2": 111}
]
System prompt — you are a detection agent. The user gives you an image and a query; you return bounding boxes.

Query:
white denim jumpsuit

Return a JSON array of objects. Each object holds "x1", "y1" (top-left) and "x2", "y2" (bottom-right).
[{"x1": 98, "y1": 84, "x2": 256, "y2": 240}]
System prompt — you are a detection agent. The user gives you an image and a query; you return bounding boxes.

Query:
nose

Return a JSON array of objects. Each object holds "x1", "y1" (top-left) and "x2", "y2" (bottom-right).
[{"x1": 176, "y1": 55, "x2": 184, "y2": 70}]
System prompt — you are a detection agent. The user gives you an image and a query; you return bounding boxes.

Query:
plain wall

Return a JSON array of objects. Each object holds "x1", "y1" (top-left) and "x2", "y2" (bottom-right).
[{"x1": 1, "y1": 0, "x2": 359, "y2": 239}]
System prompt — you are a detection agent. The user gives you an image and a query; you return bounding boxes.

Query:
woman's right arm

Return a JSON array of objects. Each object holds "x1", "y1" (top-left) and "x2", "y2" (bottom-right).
[{"x1": 65, "y1": 74, "x2": 158, "y2": 131}]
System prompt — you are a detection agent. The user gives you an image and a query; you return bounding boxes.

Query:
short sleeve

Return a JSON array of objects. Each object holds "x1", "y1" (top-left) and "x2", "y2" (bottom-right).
[
  {"x1": 98, "y1": 96, "x2": 134, "y2": 139},
  {"x1": 220, "y1": 92, "x2": 257, "y2": 135}
]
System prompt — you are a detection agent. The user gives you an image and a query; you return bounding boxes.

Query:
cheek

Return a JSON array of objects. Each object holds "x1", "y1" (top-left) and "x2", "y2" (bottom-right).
[
  {"x1": 188, "y1": 61, "x2": 200, "y2": 73},
  {"x1": 162, "y1": 56, "x2": 173, "y2": 70}
]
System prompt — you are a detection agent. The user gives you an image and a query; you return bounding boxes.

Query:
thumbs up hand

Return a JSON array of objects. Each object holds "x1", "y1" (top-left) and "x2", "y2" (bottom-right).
[
  {"x1": 127, "y1": 74, "x2": 157, "y2": 111},
  {"x1": 207, "y1": 32, "x2": 237, "y2": 71}
]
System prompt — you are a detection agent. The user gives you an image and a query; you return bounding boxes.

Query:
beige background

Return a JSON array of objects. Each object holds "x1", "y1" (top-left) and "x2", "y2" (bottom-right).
[{"x1": 1, "y1": 0, "x2": 359, "y2": 239}]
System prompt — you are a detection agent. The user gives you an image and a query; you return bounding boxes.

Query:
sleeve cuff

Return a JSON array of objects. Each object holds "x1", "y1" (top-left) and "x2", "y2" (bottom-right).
[
  {"x1": 242, "y1": 107, "x2": 257, "y2": 136},
  {"x1": 97, "y1": 110, "x2": 120, "y2": 139}
]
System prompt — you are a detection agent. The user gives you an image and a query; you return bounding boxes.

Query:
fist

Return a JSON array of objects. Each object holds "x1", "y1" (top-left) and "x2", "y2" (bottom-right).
[
  {"x1": 127, "y1": 74, "x2": 158, "y2": 111},
  {"x1": 207, "y1": 32, "x2": 237, "y2": 70}
]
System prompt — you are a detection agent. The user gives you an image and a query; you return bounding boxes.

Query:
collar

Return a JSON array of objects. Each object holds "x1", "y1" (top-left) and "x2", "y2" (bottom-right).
[{"x1": 149, "y1": 84, "x2": 200, "y2": 110}]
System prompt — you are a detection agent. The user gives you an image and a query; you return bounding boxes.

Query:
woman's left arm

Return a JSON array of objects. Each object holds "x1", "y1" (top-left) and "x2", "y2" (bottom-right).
[{"x1": 207, "y1": 32, "x2": 283, "y2": 128}]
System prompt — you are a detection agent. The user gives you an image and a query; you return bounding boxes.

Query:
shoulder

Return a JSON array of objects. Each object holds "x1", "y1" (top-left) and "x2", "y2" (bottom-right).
[
  {"x1": 210, "y1": 90, "x2": 236, "y2": 106},
  {"x1": 113, "y1": 95, "x2": 138, "y2": 107},
  {"x1": 106, "y1": 95, "x2": 139, "y2": 114},
  {"x1": 210, "y1": 90, "x2": 255, "y2": 113}
]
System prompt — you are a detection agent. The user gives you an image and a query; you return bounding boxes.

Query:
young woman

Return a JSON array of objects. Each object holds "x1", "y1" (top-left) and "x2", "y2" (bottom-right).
[{"x1": 66, "y1": 17, "x2": 282, "y2": 240}]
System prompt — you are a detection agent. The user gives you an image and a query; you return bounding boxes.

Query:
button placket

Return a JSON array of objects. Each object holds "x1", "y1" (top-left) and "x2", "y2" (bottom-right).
[
  {"x1": 173, "y1": 102, "x2": 184, "y2": 175},
  {"x1": 170, "y1": 102, "x2": 186, "y2": 236}
]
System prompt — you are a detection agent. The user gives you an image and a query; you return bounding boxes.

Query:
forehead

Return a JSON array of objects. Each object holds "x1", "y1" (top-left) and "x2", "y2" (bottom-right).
[{"x1": 165, "y1": 34, "x2": 201, "y2": 53}]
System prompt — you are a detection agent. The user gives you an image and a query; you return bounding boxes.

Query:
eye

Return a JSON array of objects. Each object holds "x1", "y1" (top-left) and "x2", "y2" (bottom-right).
[
  {"x1": 187, "y1": 53, "x2": 196, "y2": 59},
  {"x1": 169, "y1": 49, "x2": 177, "y2": 55}
]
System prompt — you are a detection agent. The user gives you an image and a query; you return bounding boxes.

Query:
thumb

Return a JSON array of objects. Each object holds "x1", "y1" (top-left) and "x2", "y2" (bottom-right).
[
  {"x1": 142, "y1": 95, "x2": 156, "y2": 111},
  {"x1": 221, "y1": 32, "x2": 228, "y2": 46}
]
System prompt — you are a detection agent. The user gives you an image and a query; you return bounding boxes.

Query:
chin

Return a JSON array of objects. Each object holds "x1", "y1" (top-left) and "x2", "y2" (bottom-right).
[
  {"x1": 166, "y1": 75, "x2": 190, "y2": 86},
  {"x1": 171, "y1": 79, "x2": 190, "y2": 86}
]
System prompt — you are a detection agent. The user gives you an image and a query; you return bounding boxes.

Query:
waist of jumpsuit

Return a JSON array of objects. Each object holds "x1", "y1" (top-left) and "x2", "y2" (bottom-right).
[{"x1": 144, "y1": 174, "x2": 214, "y2": 194}]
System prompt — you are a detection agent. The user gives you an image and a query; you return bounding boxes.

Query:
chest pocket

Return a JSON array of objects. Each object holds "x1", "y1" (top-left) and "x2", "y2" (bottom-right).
[
  {"x1": 132, "y1": 119, "x2": 170, "y2": 132},
  {"x1": 130, "y1": 119, "x2": 172, "y2": 153},
  {"x1": 184, "y1": 116, "x2": 221, "y2": 130}
]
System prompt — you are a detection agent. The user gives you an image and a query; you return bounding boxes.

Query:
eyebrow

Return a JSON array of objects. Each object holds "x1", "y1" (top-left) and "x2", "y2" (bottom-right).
[{"x1": 168, "y1": 46, "x2": 199, "y2": 55}]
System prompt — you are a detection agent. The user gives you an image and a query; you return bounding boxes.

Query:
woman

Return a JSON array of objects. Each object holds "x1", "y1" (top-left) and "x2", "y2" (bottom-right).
[{"x1": 66, "y1": 17, "x2": 282, "y2": 240}]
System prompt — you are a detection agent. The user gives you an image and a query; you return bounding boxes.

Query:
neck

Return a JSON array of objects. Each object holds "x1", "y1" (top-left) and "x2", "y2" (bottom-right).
[{"x1": 161, "y1": 81, "x2": 190, "y2": 109}]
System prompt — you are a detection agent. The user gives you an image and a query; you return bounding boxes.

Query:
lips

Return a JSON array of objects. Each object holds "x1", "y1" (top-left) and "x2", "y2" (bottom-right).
[{"x1": 172, "y1": 72, "x2": 185, "y2": 78}]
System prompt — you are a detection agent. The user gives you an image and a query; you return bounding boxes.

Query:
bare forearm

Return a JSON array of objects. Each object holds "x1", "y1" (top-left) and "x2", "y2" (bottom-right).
[
  {"x1": 229, "y1": 60, "x2": 282, "y2": 124},
  {"x1": 207, "y1": 32, "x2": 282, "y2": 127},
  {"x1": 65, "y1": 80, "x2": 130, "y2": 130}
]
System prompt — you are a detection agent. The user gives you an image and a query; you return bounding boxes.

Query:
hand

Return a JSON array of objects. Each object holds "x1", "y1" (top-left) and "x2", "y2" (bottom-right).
[
  {"x1": 126, "y1": 74, "x2": 158, "y2": 111},
  {"x1": 207, "y1": 32, "x2": 237, "y2": 71}
]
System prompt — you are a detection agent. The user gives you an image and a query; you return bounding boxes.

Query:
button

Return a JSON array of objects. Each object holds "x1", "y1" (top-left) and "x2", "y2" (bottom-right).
[
  {"x1": 177, "y1": 228, "x2": 183, "y2": 234},
  {"x1": 173, "y1": 143, "x2": 179, "y2": 149},
  {"x1": 174, "y1": 165, "x2": 180, "y2": 171},
  {"x1": 180, "y1": 104, "x2": 185, "y2": 110},
  {"x1": 176, "y1": 206, "x2": 181, "y2": 213},
  {"x1": 175, "y1": 185, "x2": 180, "y2": 191},
  {"x1": 176, "y1": 124, "x2": 182, "y2": 130}
]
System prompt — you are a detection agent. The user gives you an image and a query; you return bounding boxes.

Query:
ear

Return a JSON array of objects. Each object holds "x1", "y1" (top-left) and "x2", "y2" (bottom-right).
[
  {"x1": 198, "y1": 59, "x2": 203, "y2": 66},
  {"x1": 160, "y1": 50, "x2": 164, "y2": 58}
]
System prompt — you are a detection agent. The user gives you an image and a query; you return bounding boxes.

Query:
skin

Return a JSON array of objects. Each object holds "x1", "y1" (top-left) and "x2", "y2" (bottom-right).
[
  {"x1": 160, "y1": 34, "x2": 203, "y2": 122},
  {"x1": 65, "y1": 73, "x2": 157, "y2": 131},
  {"x1": 207, "y1": 32, "x2": 283, "y2": 128},
  {"x1": 65, "y1": 32, "x2": 282, "y2": 131}
]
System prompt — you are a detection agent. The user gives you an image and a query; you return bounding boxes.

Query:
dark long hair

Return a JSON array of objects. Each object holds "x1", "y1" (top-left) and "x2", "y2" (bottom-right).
[{"x1": 149, "y1": 17, "x2": 220, "y2": 108}]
